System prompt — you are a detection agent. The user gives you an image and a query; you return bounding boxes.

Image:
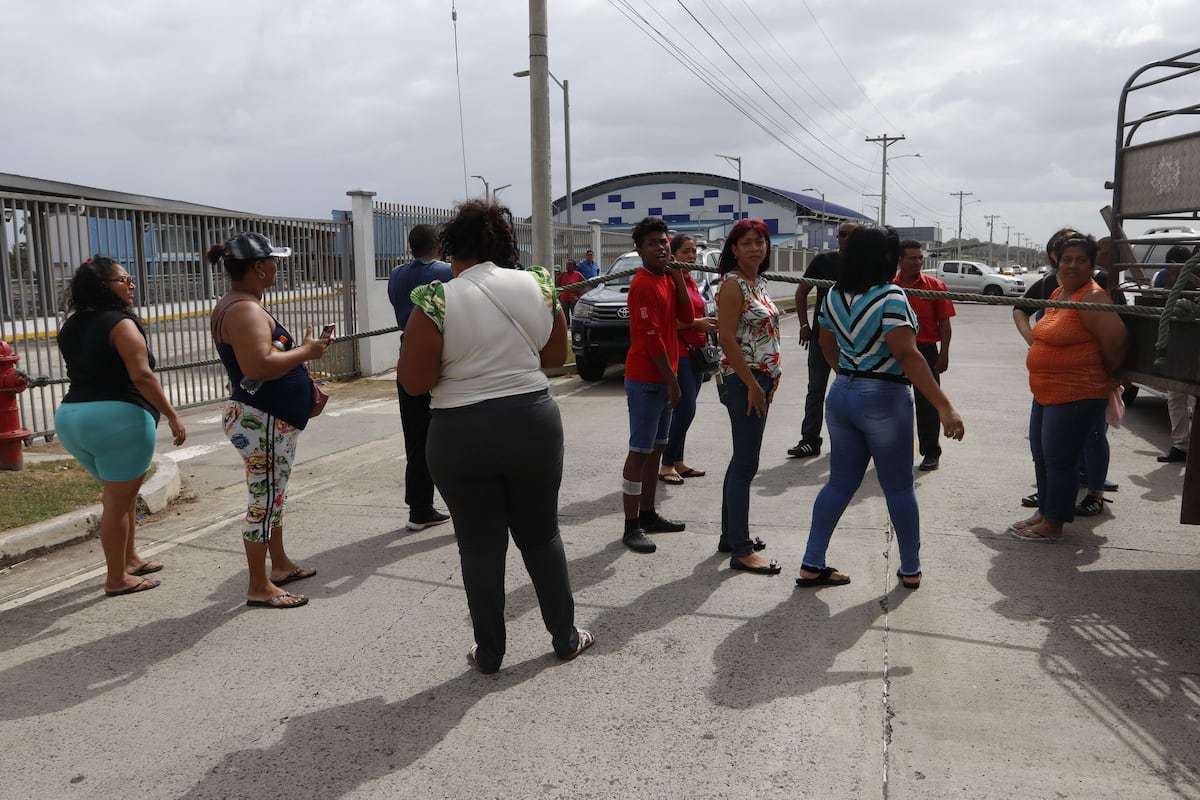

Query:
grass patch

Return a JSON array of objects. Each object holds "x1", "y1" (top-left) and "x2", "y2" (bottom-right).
[{"x1": 0, "y1": 460, "x2": 101, "y2": 531}]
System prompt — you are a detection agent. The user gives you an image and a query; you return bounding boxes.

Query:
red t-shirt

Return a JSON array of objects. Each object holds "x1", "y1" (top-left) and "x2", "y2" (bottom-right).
[
  {"x1": 626, "y1": 268, "x2": 682, "y2": 383},
  {"x1": 894, "y1": 272, "x2": 955, "y2": 345}
]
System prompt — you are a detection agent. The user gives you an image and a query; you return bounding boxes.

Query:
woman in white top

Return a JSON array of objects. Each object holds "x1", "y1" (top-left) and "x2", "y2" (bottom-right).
[{"x1": 398, "y1": 199, "x2": 594, "y2": 674}]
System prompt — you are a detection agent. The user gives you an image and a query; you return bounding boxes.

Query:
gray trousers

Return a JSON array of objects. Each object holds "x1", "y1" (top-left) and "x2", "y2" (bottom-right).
[{"x1": 427, "y1": 390, "x2": 578, "y2": 672}]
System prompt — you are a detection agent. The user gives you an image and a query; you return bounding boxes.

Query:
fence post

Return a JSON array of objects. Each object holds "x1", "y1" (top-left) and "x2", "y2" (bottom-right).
[
  {"x1": 588, "y1": 219, "x2": 602, "y2": 266},
  {"x1": 347, "y1": 189, "x2": 392, "y2": 376}
]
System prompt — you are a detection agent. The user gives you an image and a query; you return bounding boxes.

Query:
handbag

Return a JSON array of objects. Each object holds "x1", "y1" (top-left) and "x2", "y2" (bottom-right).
[
  {"x1": 689, "y1": 333, "x2": 721, "y2": 376},
  {"x1": 309, "y1": 380, "x2": 330, "y2": 418},
  {"x1": 1105, "y1": 384, "x2": 1125, "y2": 428}
]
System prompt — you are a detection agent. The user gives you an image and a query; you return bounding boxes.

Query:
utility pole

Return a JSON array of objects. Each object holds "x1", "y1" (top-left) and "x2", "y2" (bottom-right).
[
  {"x1": 865, "y1": 133, "x2": 905, "y2": 225},
  {"x1": 527, "y1": 0, "x2": 552, "y2": 269},
  {"x1": 950, "y1": 191, "x2": 972, "y2": 257},
  {"x1": 985, "y1": 214, "x2": 1000, "y2": 265},
  {"x1": 1003, "y1": 223, "x2": 1013, "y2": 265}
]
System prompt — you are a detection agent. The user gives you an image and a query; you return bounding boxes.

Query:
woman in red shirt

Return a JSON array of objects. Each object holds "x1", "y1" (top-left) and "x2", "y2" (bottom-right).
[{"x1": 659, "y1": 235, "x2": 717, "y2": 485}]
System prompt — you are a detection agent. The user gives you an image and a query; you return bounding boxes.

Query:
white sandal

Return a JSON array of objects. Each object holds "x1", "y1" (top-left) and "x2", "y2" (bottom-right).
[{"x1": 560, "y1": 628, "x2": 595, "y2": 661}]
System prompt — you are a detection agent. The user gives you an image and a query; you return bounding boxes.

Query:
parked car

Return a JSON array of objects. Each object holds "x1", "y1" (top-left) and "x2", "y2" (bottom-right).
[
  {"x1": 935, "y1": 259, "x2": 1026, "y2": 297},
  {"x1": 1126, "y1": 226, "x2": 1200, "y2": 283},
  {"x1": 570, "y1": 246, "x2": 720, "y2": 381}
]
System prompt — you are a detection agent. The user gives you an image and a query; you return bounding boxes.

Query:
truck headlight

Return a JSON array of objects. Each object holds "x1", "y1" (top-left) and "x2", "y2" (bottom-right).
[{"x1": 573, "y1": 302, "x2": 595, "y2": 319}]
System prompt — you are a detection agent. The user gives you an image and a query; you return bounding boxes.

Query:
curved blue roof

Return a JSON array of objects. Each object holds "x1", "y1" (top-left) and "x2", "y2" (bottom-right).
[{"x1": 554, "y1": 171, "x2": 869, "y2": 222}]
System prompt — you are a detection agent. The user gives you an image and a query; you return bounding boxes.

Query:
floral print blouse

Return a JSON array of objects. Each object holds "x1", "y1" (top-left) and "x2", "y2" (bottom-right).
[{"x1": 719, "y1": 273, "x2": 781, "y2": 379}]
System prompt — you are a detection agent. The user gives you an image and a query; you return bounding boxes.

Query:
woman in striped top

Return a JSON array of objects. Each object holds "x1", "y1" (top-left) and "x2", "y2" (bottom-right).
[{"x1": 796, "y1": 225, "x2": 964, "y2": 590}]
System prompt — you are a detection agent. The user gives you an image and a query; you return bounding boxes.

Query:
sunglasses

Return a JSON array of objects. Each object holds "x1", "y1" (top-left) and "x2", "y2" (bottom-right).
[{"x1": 109, "y1": 275, "x2": 134, "y2": 285}]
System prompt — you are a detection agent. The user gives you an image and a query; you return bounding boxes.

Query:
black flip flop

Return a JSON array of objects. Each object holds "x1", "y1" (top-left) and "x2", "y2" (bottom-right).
[
  {"x1": 105, "y1": 577, "x2": 160, "y2": 597},
  {"x1": 896, "y1": 570, "x2": 922, "y2": 590},
  {"x1": 273, "y1": 567, "x2": 317, "y2": 586},
  {"x1": 795, "y1": 566, "x2": 851, "y2": 587},
  {"x1": 130, "y1": 561, "x2": 164, "y2": 576},
  {"x1": 246, "y1": 592, "x2": 309, "y2": 609}
]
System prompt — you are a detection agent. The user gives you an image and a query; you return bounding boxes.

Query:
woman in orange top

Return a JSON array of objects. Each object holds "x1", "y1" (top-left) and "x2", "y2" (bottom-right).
[{"x1": 1010, "y1": 234, "x2": 1127, "y2": 542}]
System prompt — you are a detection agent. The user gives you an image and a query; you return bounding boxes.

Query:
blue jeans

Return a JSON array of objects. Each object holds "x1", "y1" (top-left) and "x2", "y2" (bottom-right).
[
  {"x1": 717, "y1": 371, "x2": 775, "y2": 557},
  {"x1": 1029, "y1": 398, "x2": 1107, "y2": 524},
  {"x1": 803, "y1": 375, "x2": 922, "y2": 576},
  {"x1": 662, "y1": 357, "x2": 702, "y2": 466},
  {"x1": 1080, "y1": 417, "x2": 1110, "y2": 493}
]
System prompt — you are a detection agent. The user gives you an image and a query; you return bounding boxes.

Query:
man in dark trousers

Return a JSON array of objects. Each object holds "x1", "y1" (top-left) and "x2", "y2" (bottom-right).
[
  {"x1": 788, "y1": 220, "x2": 858, "y2": 458},
  {"x1": 894, "y1": 240, "x2": 955, "y2": 471},
  {"x1": 388, "y1": 224, "x2": 453, "y2": 531}
]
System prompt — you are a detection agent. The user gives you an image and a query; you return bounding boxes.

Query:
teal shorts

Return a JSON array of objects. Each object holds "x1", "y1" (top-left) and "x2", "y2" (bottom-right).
[{"x1": 54, "y1": 401, "x2": 156, "y2": 482}]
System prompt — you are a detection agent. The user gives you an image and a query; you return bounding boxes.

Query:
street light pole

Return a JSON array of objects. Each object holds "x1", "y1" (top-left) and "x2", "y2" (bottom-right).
[
  {"x1": 470, "y1": 174, "x2": 490, "y2": 199},
  {"x1": 514, "y1": 69, "x2": 572, "y2": 228},
  {"x1": 493, "y1": 183, "x2": 512, "y2": 203},
  {"x1": 715, "y1": 153, "x2": 742, "y2": 220}
]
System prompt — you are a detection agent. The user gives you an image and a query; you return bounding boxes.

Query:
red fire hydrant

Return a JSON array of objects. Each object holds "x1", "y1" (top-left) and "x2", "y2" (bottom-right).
[{"x1": 0, "y1": 340, "x2": 32, "y2": 471}]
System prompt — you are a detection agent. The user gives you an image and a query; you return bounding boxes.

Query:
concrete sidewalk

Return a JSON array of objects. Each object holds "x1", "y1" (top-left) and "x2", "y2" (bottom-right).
[{"x1": 0, "y1": 303, "x2": 1197, "y2": 800}]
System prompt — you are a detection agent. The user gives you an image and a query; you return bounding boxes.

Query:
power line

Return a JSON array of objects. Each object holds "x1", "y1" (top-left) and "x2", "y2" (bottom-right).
[
  {"x1": 605, "y1": 0, "x2": 863, "y2": 194},
  {"x1": 686, "y1": 0, "x2": 872, "y2": 174}
]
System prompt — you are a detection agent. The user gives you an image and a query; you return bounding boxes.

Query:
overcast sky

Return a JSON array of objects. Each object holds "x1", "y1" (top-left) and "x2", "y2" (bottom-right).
[{"x1": 2, "y1": 0, "x2": 1196, "y2": 252}]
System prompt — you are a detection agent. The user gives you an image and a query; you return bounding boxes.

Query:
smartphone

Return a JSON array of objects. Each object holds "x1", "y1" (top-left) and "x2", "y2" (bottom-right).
[{"x1": 320, "y1": 323, "x2": 336, "y2": 340}]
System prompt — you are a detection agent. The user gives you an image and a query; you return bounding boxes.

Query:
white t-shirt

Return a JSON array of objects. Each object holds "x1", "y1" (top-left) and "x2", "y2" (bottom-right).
[{"x1": 412, "y1": 262, "x2": 556, "y2": 409}]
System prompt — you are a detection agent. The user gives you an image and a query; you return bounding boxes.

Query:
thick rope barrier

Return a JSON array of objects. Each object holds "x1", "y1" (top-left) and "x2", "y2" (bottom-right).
[
  {"x1": 1154, "y1": 250, "x2": 1200, "y2": 364},
  {"x1": 12, "y1": 261, "x2": 1198, "y2": 389}
]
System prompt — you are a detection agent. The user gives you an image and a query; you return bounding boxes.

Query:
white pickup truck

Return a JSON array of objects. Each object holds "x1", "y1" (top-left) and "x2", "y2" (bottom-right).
[{"x1": 935, "y1": 260, "x2": 1026, "y2": 297}]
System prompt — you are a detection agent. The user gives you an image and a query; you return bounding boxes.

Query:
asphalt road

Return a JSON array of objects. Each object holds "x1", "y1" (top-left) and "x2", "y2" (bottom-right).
[{"x1": 1, "y1": 303, "x2": 1198, "y2": 800}]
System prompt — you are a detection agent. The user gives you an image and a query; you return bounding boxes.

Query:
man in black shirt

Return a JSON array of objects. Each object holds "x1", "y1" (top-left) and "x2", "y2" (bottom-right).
[{"x1": 788, "y1": 221, "x2": 858, "y2": 458}]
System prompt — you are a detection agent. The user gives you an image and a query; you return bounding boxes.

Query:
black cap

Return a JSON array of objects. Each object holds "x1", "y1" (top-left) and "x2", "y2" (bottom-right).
[{"x1": 224, "y1": 232, "x2": 291, "y2": 260}]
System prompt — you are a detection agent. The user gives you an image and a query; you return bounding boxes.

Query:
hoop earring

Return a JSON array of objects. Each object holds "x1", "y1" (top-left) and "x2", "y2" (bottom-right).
[{"x1": 255, "y1": 271, "x2": 266, "y2": 279}]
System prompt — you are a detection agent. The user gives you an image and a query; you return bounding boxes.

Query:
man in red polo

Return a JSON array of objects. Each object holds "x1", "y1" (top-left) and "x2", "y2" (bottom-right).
[{"x1": 895, "y1": 239, "x2": 955, "y2": 471}]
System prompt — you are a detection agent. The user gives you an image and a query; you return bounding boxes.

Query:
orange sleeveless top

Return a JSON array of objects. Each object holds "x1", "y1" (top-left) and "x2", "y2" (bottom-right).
[{"x1": 1026, "y1": 281, "x2": 1108, "y2": 405}]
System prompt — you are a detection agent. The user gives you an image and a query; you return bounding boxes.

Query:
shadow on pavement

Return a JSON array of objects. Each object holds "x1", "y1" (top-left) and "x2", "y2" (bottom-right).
[{"x1": 973, "y1": 524, "x2": 1200, "y2": 795}]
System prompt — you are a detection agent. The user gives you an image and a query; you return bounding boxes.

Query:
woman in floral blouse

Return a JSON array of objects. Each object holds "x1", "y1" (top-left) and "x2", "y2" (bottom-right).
[{"x1": 715, "y1": 218, "x2": 782, "y2": 575}]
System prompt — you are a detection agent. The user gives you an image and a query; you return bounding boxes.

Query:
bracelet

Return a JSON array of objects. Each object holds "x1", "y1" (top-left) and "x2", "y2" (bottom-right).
[{"x1": 800, "y1": 323, "x2": 810, "y2": 329}]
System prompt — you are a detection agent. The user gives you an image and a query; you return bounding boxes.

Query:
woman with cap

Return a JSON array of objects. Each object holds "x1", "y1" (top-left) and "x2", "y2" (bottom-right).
[
  {"x1": 207, "y1": 232, "x2": 331, "y2": 609},
  {"x1": 398, "y1": 199, "x2": 593, "y2": 673},
  {"x1": 55, "y1": 256, "x2": 187, "y2": 597}
]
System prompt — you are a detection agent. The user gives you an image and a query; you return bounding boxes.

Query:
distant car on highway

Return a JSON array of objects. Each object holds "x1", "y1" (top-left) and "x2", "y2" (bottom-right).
[
  {"x1": 935, "y1": 260, "x2": 1026, "y2": 297},
  {"x1": 569, "y1": 246, "x2": 720, "y2": 381}
]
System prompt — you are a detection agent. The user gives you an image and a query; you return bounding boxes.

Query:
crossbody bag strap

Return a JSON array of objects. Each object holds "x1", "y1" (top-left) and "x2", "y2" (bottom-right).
[
  {"x1": 469, "y1": 277, "x2": 541, "y2": 357},
  {"x1": 211, "y1": 298, "x2": 257, "y2": 345}
]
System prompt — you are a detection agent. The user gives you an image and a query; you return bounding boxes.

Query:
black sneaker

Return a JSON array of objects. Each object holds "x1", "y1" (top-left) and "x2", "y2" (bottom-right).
[
  {"x1": 407, "y1": 508, "x2": 450, "y2": 531},
  {"x1": 640, "y1": 512, "x2": 686, "y2": 533},
  {"x1": 1157, "y1": 446, "x2": 1187, "y2": 463},
  {"x1": 787, "y1": 439, "x2": 821, "y2": 458},
  {"x1": 623, "y1": 529, "x2": 657, "y2": 553}
]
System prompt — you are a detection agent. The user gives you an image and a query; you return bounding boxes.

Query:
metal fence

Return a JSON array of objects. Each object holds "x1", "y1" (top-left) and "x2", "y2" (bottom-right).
[
  {"x1": 1, "y1": 191, "x2": 354, "y2": 441},
  {"x1": 371, "y1": 200, "x2": 622, "y2": 274}
]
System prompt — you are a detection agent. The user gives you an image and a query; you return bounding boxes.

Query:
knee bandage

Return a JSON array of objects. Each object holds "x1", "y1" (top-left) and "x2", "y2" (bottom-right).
[{"x1": 622, "y1": 478, "x2": 642, "y2": 496}]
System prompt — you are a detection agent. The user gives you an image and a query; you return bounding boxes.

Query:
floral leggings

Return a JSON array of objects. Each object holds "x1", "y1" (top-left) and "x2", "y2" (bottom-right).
[{"x1": 223, "y1": 401, "x2": 299, "y2": 544}]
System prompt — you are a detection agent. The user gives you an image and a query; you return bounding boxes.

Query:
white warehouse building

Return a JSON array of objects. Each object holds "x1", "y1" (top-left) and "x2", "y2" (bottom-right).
[{"x1": 551, "y1": 170, "x2": 871, "y2": 250}]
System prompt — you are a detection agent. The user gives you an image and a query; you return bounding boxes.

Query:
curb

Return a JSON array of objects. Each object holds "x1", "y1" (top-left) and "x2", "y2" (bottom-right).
[{"x1": 0, "y1": 456, "x2": 182, "y2": 568}]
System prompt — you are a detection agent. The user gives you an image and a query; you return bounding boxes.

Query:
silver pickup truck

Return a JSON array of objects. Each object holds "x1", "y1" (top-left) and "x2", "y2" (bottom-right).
[{"x1": 935, "y1": 259, "x2": 1026, "y2": 297}]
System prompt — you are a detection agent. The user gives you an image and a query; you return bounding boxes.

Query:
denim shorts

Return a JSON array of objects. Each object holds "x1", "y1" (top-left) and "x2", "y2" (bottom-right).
[{"x1": 625, "y1": 378, "x2": 673, "y2": 454}]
